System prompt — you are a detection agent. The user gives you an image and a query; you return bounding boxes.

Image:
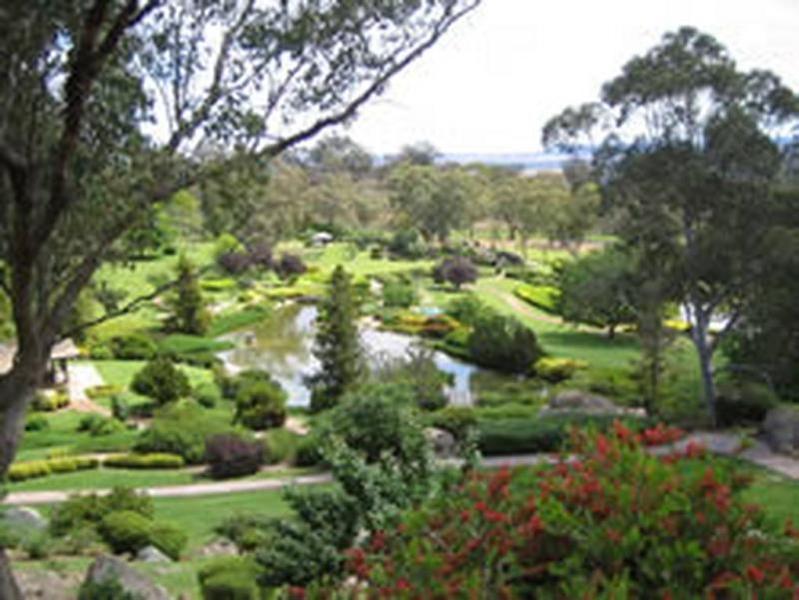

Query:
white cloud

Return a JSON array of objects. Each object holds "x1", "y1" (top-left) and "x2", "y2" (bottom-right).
[{"x1": 342, "y1": 0, "x2": 799, "y2": 155}]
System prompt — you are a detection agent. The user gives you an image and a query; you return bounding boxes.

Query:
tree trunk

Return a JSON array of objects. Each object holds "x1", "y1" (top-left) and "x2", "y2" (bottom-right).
[
  {"x1": 691, "y1": 310, "x2": 718, "y2": 427},
  {"x1": 607, "y1": 324, "x2": 616, "y2": 340},
  {"x1": 0, "y1": 363, "x2": 42, "y2": 600}
]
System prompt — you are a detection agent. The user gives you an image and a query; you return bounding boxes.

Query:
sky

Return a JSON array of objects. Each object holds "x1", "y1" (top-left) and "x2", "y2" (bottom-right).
[{"x1": 339, "y1": 0, "x2": 799, "y2": 156}]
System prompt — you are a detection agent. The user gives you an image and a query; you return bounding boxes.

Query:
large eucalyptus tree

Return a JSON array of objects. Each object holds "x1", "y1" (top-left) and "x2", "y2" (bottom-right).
[
  {"x1": 544, "y1": 28, "x2": 799, "y2": 424},
  {"x1": 0, "y1": 1, "x2": 479, "y2": 594}
]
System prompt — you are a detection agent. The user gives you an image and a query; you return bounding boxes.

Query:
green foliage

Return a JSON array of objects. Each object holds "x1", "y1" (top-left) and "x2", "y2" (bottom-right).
[
  {"x1": 50, "y1": 487, "x2": 154, "y2": 537},
  {"x1": 213, "y1": 233, "x2": 245, "y2": 259},
  {"x1": 374, "y1": 347, "x2": 449, "y2": 411},
  {"x1": 468, "y1": 313, "x2": 544, "y2": 374},
  {"x1": 382, "y1": 278, "x2": 417, "y2": 308},
  {"x1": 166, "y1": 255, "x2": 210, "y2": 335},
  {"x1": 208, "y1": 304, "x2": 270, "y2": 337},
  {"x1": 108, "y1": 333, "x2": 157, "y2": 360},
  {"x1": 556, "y1": 247, "x2": 637, "y2": 337},
  {"x1": 8, "y1": 456, "x2": 98, "y2": 482},
  {"x1": 32, "y1": 391, "x2": 69, "y2": 412},
  {"x1": 715, "y1": 379, "x2": 780, "y2": 427},
  {"x1": 198, "y1": 556, "x2": 264, "y2": 600},
  {"x1": 234, "y1": 376, "x2": 288, "y2": 431},
  {"x1": 134, "y1": 401, "x2": 235, "y2": 464},
  {"x1": 131, "y1": 356, "x2": 191, "y2": 405},
  {"x1": 24, "y1": 414, "x2": 49, "y2": 432},
  {"x1": 103, "y1": 453, "x2": 186, "y2": 470},
  {"x1": 99, "y1": 510, "x2": 152, "y2": 555},
  {"x1": 77, "y1": 414, "x2": 126, "y2": 437},
  {"x1": 534, "y1": 357, "x2": 588, "y2": 383},
  {"x1": 427, "y1": 406, "x2": 477, "y2": 441},
  {"x1": 78, "y1": 577, "x2": 139, "y2": 600},
  {"x1": 387, "y1": 228, "x2": 427, "y2": 259},
  {"x1": 446, "y1": 295, "x2": 487, "y2": 327},
  {"x1": 194, "y1": 381, "x2": 222, "y2": 408},
  {"x1": 148, "y1": 521, "x2": 188, "y2": 561},
  {"x1": 433, "y1": 256, "x2": 478, "y2": 290},
  {"x1": 310, "y1": 266, "x2": 365, "y2": 412},
  {"x1": 262, "y1": 428, "x2": 304, "y2": 465},
  {"x1": 514, "y1": 283, "x2": 560, "y2": 314}
]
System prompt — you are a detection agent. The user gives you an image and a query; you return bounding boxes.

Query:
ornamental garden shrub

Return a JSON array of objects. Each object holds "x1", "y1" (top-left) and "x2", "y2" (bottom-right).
[
  {"x1": 198, "y1": 556, "x2": 264, "y2": 600},
  {"x1": 433, "y1": 256, "x2": 478, "y2": 290},
  {"x1": 103, "y1": 453, "x2": 185, "y2": 469},
  {"x1": 24, "y1": 414, "x2": 49, "y2": 432},
  {"x1": 205, "y1": 434, "x2": 264, "y2": 479},
  {"x1": 50, "y1": 487, "x2": 154, "y2": 537},
  {"x1": 534, "y1": 356, "x2": 588, "y2": 383},
  {"x1": 468, "y1": 313, "x2": 543, "y2": 374},
  {"x1": 32, "y1": 390, "x2": 69, "y2": 412},
  {"x1": 382, "y1": 278, "x2": 417, "y2": 308},
  {"x1": 234, "y1": 376, "x2": 287, "y2": 430},
  {"x1": 108, "y1": 333, "x2": 157, "y2": 360},
  {"x1": 77, "y1": 414, "x2": 125, "y2": 437},
  {"x1": 131, "y1": 356, "x2": 191, "y2": 405},
  {"x1": 99, "y1": 510, "x2": 152, "y2": 555},
  {"x1": 716, "y1": 379, "x2": 779, "y2": 427},
  {"x1": 338, "y1": 423, "x2": 799, "y2": 598}
]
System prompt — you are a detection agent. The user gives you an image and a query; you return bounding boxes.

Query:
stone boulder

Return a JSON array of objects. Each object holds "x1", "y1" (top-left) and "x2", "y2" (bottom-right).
[
  {"x1": 83, "y1": 555, "x2": 170, "y2": 600},
  {"x1": 136, "y1": 545, "x2": 172, "y2": 564},
  {"x1": 425, "y1": 427, "x2": 457, "y2": 458},
  {"x1": 1, "y1": 506, "x2": 47, "y2": 534},
  {"x1": 16, "y1": 568, "x2": 82, "y2": 600},
  {"x1": 199, "y1": 538, "x2": 238, "y2": 558},
  {"x1": 762, "y1": 406, "x2": 799, "y2": 455},
  {"x1": 543, "y1": 390, "x2": 621, "y2": 415}
]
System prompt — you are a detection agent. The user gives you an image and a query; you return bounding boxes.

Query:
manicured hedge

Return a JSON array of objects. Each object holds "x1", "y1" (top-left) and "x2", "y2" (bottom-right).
[
  {"x1": 103, "y1": 453, "x2": 186, "y2": 470},
  {"x1": 8, "y1": 456, "x2": 99, "y2": 482},
  {"x1": 32, "y1": 391, "x2": 69, "y2": 412},
  {"x1": 533, "y1": 357, "x2": 588, "y2": 383},
  {"x1": 198, "y1": 556, "x2": 263, "y2": 600},
  {"x1": 513, "y1": 284, "x2": 560, "y2": 314}
]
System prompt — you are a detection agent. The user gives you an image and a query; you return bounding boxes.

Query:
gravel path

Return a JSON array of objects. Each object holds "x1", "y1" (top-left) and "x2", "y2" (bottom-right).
[{"x1": 66, "y1": 363, "x2": 111, "y2": 416}]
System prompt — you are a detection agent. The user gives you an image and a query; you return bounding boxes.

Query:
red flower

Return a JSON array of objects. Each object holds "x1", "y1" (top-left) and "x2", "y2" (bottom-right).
[
  {"x1": 396, "y1": 578, "x2": 411, "y2": 592},
  {"x1": 287, "y1": 586, "x2": 306, "y2": 599},
  {"x1": 746, "y1": 565, "x2": 765, "y2": 584}
]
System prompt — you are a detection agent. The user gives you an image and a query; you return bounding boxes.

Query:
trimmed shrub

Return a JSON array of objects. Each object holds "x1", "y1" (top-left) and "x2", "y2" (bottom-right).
[
  {"x1": 427, "y1": 406, "x2": 477, "y2": 441},
  {"x1": 109, "y1": 333, "x2": 157, "y2": 360},
  {"x1": 294, "y1": 435, "x2": 324, "y2": 468},
  {"x1": 110, "y1": 394, "x2": 130, "y2": 421},
  {"x1": 8, "y1": 460, "x2": 51, "y2": 482},
  {"x1": 50, "y1": 487, "x2": 153, "y2": 537},
  {"x1": 32, "y1": 391, "x2": 69, "y2": 412},
  {"x1": 134, "y1": 402, "x2": 235, "y2": 464},
  {"x1": 433, "y1": 256, "x2": 478, "y2": 290},
  {"x1": 716, "y1": 380, "x2": 780, "y2": 427},
  {"x1": 99, "y1": 510, "x2": 152, "y2": 555},
  {"x1": 25, "y1": 414, "x2": 49, "y2": 432},
  {"x1": 104, "y1": 453, "x2": 185, "y2": 470},
  {"x1": 446, "y1": 295, "x2": 487, "y2": 327},
  {"x1": 149, "y1": 521, "x2": 188, "y2": 560},
  {"x1": 514, "y1": 284, "x2": 560, "y2": 314},
  {"x1": 198, "y1": 556, "x2": 263, "y2": 600},
  {"x1": 205, "y1": 434, "x2": 264, "y2": 480},
  {"x1": 234, "y1": 377, "x2": 287, "y2": 431},
  {"x1": 468, "y1": 313, "x2": 543, "y2": 374},
  {"x1": 382, "y1": 279, "x2": 417, "y2": 308},
  {"x1": 78, "y1": 577, "x2": 139, "y2": 600},
  {"x1": 194, "y1": 382, "x2": 222, "y2": 408},
  {"x1": 534, "y1": 357, "x2": 588, "y2": 383},
  {"x1": 263, "y1": 428, "x2": 303, "y2": 465},
  {"x1": 85, "y1": 385, "x2": 123, "y2": 400},
  {"x1": 77, "y1": 414, "x2": 125, "y2": 437},
  {"x1": 131, "y1": 356, "x2": 191, "y2": 405}
]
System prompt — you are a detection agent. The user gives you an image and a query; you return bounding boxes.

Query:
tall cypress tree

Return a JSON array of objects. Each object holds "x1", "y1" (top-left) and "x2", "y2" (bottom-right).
[
  {"x1": 310, "y1": 266, "x2": 364, "y2": 412},
  {"x1": 167, "y1": 255, "x2": 209, "y2": 335}
]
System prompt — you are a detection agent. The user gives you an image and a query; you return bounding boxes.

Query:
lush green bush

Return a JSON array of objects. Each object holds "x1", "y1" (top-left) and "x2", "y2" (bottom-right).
[
  {"x1": 149, "y1": 521, "x2": 188, "y2": 561},
  {"x1": 103, "y1": 453, "x2": 185, "y2": 470},
  {"x1": 514, "y1": 283, "x2": 560, "y2": 314},
  {"x1": 32, "y1": 391, "x2": 69, "y2": 412},
  {"x1": 262, "y1": 428, "x2": 302, "y2": 465},
  {"x1": 99, "y1": 510, "x2": 152, "y2": 555},
  {"x1": 341, "y1": 425, "x2": 799, "y2": 598},
  {"x1": 387, "y1": 228, "x2": 427, "y2": 259},
  {"x1": 382, "y1": 279, "x2": 417, "y2": 308},
  {"x1": 446, "y1": 295, "x2": 487, "y2": 327},
  {"x1": 110, "y1": 394, "x2": 131, "y2": 421},
  {"x1": 108, "y1": 333, "x2": 157, "y2": 360},
  {"x1": 85, "y1": 385, "x2": 123, "y2": 400},
  {"x1": 50, "y1": 487, "x2": 154, "y2": 537},
  {"x1": 234, "y1": 376, "x2": 287, "y2": 430},
  {"x1": 534, "y1": 356, "x2": 588, "y2": 383},
  {"x1": 77, "y1": 414, "x2": 126, "y2": 437},
  {"x1": 293, "y1": 435, "x2": 324, "y2": 468},
  {"x1": 716, "y1": 379, "x2": 779, "y2": 427},
  {"x1": 205, "y1": 434, "x2": 264, "y2": 479},
  {"x1": 427, "y1": 406, "x2": 477, "y2": 441},
  {"x1": 134, "y1": 401, "x2": 235, "y2": 464},
  {"x1": 25, "y1": 414, "x2": 49, "y2": 432},
  {"x1": 468, "y1": 313, "x2": 543, "y2": 374},
  {"x1": 78, "y1": 577, "x2": 139, "y2": 600},
  {"x1": 198, "y1": 556, "x2": 263, "y2": 600},
  {"x1": 131, "y1": 356, "x2": 191, "y2": 404},
  {"x1": 194, "y1": 382, "x2": 222, "y2": 408}
]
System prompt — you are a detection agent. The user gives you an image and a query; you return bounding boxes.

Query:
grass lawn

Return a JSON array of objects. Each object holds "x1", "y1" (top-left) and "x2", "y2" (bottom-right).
[{"x1": 92, "y1": 359, "x2": 214, "y2": 392}]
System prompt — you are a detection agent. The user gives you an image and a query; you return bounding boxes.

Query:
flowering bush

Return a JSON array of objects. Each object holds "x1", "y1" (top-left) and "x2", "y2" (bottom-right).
[{"x1": 332, "y1": 422, "x2": 799, "y2": 598}]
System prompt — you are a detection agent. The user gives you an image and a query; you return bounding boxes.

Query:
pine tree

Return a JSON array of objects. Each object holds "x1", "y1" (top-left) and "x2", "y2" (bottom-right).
[
  {"x1": 167, "y1": 255, "x2": 209, "y2": 335},
  {"x1": 310, "y1": 266, "x2": 364, "y2": 412}
]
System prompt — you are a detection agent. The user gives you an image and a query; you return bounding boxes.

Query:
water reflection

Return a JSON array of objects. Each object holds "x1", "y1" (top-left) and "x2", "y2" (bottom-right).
[{"x1": 218, "y1": 304, "x2": 480, "y2": 407}]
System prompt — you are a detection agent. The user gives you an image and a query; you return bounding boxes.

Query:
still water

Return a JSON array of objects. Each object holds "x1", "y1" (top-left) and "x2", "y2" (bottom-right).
[{"x1": 218, "y1": 303, "x2": 481, "y2": 407}]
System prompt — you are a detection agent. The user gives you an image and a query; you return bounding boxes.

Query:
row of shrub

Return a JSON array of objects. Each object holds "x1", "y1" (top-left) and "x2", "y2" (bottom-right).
[
  {"x1": 103, "y1": 453, "x2": 185, "y2": 470},
  {"x1": 513, "y1": 283, "x2": 560, "y2": 314},
  {"x1": 8, "y1": 456, "x2": 99, "y2": 482},
  {"x1": 32, "y1": 391, "x2": 69, "y2": 412}
]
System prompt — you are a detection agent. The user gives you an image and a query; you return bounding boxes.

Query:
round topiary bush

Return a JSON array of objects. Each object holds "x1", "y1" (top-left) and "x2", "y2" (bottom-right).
[
  {"x1": 131, "y1": 357, "x2": 191, "y2": 405},
  {"x1": 149, "y1": 522, "x2": 188, "y2": 561},
  {"x1": 198, "y1": 556, "x2": 262, "y2": 600},
  {"x1": 99, "y1": 510, "x2": 152, "y2": 556},
  {"x1": 234, "y1": 377, "x2": 287, "y2": 431}
]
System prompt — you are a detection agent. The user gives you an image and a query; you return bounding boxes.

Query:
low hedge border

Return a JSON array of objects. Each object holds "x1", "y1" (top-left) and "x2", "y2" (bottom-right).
[
  {"x1": 103, "y1": 453, "x2": 186, "y2": 470},
  {"x1": 8, "y1": 456, "x2": 99, "y2": 482}
]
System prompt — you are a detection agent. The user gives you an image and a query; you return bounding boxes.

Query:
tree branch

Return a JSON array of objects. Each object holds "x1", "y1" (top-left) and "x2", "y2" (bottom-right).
[{"x1": 260, "y1": 0, "x2": 481, "y2": 158}]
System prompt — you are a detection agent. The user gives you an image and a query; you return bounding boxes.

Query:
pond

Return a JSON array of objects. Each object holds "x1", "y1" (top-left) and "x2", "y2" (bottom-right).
[{"x1": 218, "y1": 303, "x2": 482, "y2": 407}]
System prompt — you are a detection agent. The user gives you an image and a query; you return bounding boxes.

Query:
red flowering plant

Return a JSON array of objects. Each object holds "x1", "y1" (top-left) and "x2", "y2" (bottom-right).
[{"x1": 329, "y1": 422, "x2": 799, "y2": 599}]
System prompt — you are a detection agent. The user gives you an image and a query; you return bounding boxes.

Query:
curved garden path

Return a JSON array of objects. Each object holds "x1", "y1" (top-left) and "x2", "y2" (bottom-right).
[
  {"x1": 5, "y1": 433, "x2": 799, "y2": 506},
  {"x1": 65, "y1": 362, "x2": 111, "y2": 416}
]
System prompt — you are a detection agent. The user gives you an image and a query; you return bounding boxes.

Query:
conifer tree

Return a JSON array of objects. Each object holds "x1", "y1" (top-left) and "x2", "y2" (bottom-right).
[{"x1": 167, "y1": 255, "x2": 209, "y2": 335}]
